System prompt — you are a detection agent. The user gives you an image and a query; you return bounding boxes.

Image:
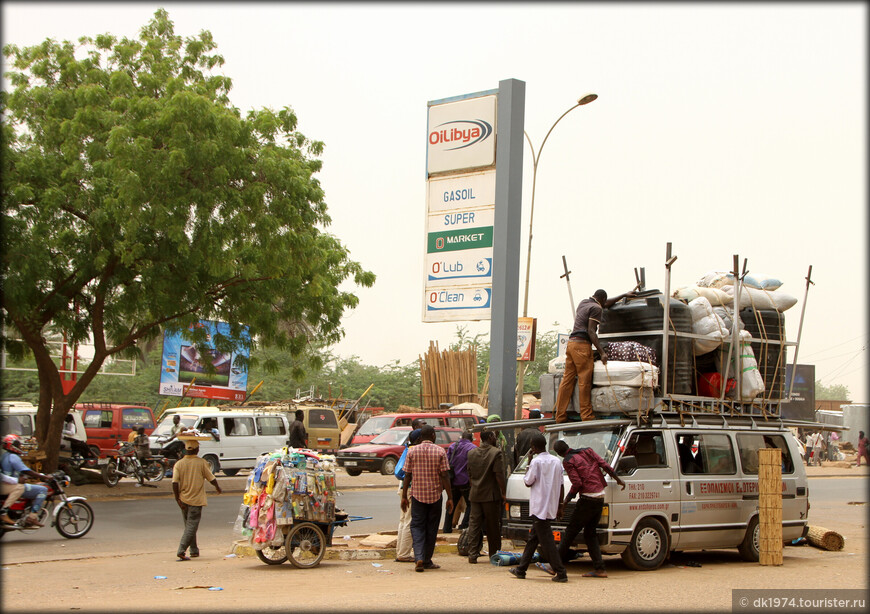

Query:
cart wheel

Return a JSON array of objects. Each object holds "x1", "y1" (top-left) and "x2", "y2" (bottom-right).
[
  {"x1": 285, "y1": 522, "x2": 326, "y2": 569},
  {"x1": 256, "y1": 545, "x2": 287, "y2": 565}
]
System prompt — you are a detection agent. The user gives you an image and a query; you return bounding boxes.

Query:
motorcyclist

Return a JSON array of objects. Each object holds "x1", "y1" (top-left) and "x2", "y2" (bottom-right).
[{"x1": 0, "y1": 434, "x2": 51, "y2": 527}]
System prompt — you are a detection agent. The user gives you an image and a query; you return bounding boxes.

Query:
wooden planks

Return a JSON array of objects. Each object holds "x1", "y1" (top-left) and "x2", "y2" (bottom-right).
[{"x1": 419, "y1": 341, "x2": 481, "y2": 411}]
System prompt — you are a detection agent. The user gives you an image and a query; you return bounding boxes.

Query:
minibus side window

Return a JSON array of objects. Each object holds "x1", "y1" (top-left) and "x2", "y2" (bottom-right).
[
  {"x1": 624, "y1": 432, "x2": 666, "y2": 467},
  {"x1": 224, "y1": 417, "x2": 254, "y2": 436},
  {"x1": 737, "y1": 434, "x2": 794, "y2": 474},
  {"x1": 680, "y1": 433, "x2": 736, "y2": 475}
]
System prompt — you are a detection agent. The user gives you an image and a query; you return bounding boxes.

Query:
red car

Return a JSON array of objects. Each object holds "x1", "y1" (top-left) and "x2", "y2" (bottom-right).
[{"x1": 337, "y1": 426, "x2": 463, "y2": 476}]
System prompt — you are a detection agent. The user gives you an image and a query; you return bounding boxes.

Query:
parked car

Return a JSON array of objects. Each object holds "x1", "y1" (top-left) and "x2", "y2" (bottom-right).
[
  {"x1": 337, "y1": 426, "x2": 463, "y2": 476},
  {"x1": 350, "y1": 412, "x2": 479, "y2": 446},
  {"x1": 74, "y1": 403, "x2": 156, "y2": 456}
]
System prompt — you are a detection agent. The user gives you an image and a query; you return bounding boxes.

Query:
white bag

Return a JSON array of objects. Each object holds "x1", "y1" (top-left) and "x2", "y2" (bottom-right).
[
  {"x1": 735, "y1": 330, "x2": 765, "y2": 399},
  {"x1": 548, "y1": 355, "x2": 566, "y2": 373},
  {"x1": 713, "y1": 306, "x2": 743, "y2": 333},
  {"x1": 698, "y1": 270, "x2": 783, "y2": 291},
  {"x1": 721, "y1": 285, "x2": 798, "y2": 312},
  {"x1": 673, "y1": 285, "x2": 732, "y2": 306},
  {"x1": 593, "y1": 360, "x2": 659, "y2": 388},
  {"x1": 688, "y1": 297, "x2": 729, "y2": 355}
]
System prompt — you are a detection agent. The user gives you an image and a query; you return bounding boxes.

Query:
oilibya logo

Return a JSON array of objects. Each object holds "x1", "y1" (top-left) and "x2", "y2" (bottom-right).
[{"x1": 429, "y1": 119, "x2": 493, "y2": 151}]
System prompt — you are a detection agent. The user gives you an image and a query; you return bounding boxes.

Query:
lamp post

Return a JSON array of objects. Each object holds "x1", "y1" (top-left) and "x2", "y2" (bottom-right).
[{"x1": 514, "y1": 93, "x2": 598, "y2": 419}]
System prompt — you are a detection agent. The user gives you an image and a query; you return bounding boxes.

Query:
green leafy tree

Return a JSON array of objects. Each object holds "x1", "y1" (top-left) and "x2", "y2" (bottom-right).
[
  {"x1": 1, "y1": 10, "x2": 374, "y2": 470},
  {"x1": 815, "y1": 380, "x2": 850, "y2": 401}
]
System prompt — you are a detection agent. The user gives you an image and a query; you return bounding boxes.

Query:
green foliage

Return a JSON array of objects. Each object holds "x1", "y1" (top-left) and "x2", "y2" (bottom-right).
[
  {"x1": 815, "y1": 380, "x2": 850, "y2": 401},
  {"x1": 0, "y1": 10, "x2": 374, "y2": 466}
]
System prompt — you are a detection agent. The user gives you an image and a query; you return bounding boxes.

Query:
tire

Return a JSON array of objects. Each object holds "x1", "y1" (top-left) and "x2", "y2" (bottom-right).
[
  {"x1": 222, "y1": 468, "x2": 240, "y2": 477},
  {"x1": 345, "y1": 468, "x2": 363, "y2": 477},
  {"x1": 203, "y1": 455, "x2": 220, "y2": 475},
  {"x1": 621, "y1": 517, "x2": 669, "y2": 571},
  {"x1": 380, "y1": 456, "x2": 398, "y2": 476},
  {"x1": 144, "y1": 461, "x2": 165, "y2": 483},
  {"x1": 738, "y1": 516, "x2": 760, "y2": 562},
  {"x1": 256, "y1": 544, "x2": 287, "y2": 565},
  {"x1": 102, "y1": 460, "x2": 120, "y2": 487},
  {"x1": 286, "y1": 522, "x2": 326, "y2": 569},
  {"x1": 88, "y1": 445, "x2": 101, "y2": 459},
  {"x1": 55, "y1": 501, "x2": 94, "y2": 539}
]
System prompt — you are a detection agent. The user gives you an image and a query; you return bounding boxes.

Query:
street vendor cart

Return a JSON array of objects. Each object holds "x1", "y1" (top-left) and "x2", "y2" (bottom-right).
[{"x1": 236, "y1": 446, "x2": 369, "y2": 568}]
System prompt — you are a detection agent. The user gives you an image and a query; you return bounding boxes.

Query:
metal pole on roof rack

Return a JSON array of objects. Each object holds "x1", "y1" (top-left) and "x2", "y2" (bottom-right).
[
  {"x1": 662, "y1": 243, "x2": 677, "y2": 399},
  {"x1": 787, "y1": 265, "x2": 814, "y2": 400},
  {"x1": 719, "y1": 257, "x2": 739, "y2": 402}
]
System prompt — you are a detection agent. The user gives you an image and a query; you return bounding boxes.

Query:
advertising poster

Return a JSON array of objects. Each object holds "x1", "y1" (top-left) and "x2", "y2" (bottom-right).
[
  {"x1": 158, "y1": 320, "x2": 250, "y2": 402},
  {"x1": 517, "y1": 317, "x2": 537, "y2": 362},
  {"x1": 783, "y1": 364, "x2": 815, "y2": 421}
]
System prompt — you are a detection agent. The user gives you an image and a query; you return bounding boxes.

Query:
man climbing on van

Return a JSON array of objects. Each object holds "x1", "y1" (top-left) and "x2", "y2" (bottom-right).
[
  {"x1": 555, "y1": 288, "x2": 635, "y2": 423},
  {"x1": 547, "y1": 439, "x2": 625, "y2": 578}
]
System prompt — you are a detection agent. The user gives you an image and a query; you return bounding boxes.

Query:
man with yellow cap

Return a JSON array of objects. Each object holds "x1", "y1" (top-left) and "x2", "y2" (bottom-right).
[{"x1": 171, "y1": 438, "x2": 222, "y2": 561}]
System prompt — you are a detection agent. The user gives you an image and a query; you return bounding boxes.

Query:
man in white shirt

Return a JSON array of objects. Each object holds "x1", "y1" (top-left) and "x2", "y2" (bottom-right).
[{"x1": 508, "y1": 433, "x2": 568, "y2": 582}]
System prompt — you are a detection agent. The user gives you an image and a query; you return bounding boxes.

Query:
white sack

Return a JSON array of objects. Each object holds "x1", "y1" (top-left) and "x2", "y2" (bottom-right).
[
  {"x1": 593, "y1": 360, "x2": 659, "y2": 388},
  {"x1": 721, "y1": 285, "x2": 798, "y2": 312},
  {"x1": 592, "y1": 385, "x2": 656, "y2": 415},
  {"x1": 688, "y1": 297, "x2": 729, "y2": 355},
  {"x1": 548, "y1": 355, "x2": 566, "y2": 373},
  {"x1": 673, "y1": 285, "x2": 732, "y2": 306},
  {"x1": 698, "y1": 271, "x2": 783, "y2": 291},
  {"x1": 713, "y1": 306, "x2": 744, "y2": 333},
  {"x1": 736, "y1": 330, "x2": 765, "y2": 399}
]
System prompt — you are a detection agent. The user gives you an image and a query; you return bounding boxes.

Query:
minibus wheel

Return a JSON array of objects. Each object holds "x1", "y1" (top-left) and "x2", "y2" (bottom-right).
[
  {"x1": 621, "y1": 517, "x2": 669, "y2": 571},
  {"x1": 738, "y1": 516, "x2": 760, "y2": 562}
]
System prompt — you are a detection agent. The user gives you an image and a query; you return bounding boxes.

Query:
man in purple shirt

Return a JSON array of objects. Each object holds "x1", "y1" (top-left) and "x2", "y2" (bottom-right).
[
  {"x1": 552, "y1": 439, "x2": 625, "y2": 578},
  {"x1": 443, "y1": 431, "x2": 476, "y2": 533},
  {"x1": 508, "y1": 434, "x2": 568, "y2": 582}
]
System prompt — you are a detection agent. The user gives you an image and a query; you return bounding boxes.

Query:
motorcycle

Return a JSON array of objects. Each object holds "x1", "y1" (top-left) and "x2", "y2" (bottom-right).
[
  {"x1": 0, "y1": 471, "x2": 94, "y2": 539},
  {"x1": 102, "y1": 441, "x2": 167, "y2": 487}
]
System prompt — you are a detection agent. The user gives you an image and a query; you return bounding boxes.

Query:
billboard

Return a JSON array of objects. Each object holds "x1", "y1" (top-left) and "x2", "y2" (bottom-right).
[
  {"x1": 783, "y1": 364, "x2": 815, "y2": 421},
  {"x1": 158, "y1": 320, "x2": 250, "y2": 402}
]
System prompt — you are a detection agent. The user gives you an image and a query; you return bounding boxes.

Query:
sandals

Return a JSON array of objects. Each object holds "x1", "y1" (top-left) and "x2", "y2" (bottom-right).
[
  {"x1": 582, "y1": 570, "x2": 607, "y2": 578},
  {"x1": 177, "y1": 554, "x2": 191, "y2": 561}
]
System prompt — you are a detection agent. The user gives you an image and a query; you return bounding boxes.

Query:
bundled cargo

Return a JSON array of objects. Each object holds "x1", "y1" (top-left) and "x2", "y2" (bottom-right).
[
  {"x1": 688, "y1": 297, "x2": 729, "y2": 355},
  {"x1": 593, "y1": 360, "x2": 659, "y2": 388},
  {"x1": 736, "y1": 330, "x2": 765, "y2": 399},
  {"x1": 721, "y1": 285, "x2": 798, "y2": 312},
  {"x1": 592, "y1": 385, "x2": 655, "y2": 414},
  {"x1": 697, "y1": 270, "x2": 783, "y2": 291}
]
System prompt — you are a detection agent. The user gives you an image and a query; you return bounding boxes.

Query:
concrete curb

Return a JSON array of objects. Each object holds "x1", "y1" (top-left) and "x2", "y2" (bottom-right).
[{"x1": 230, "y1": 539, "x2": 460, "y2": 561}]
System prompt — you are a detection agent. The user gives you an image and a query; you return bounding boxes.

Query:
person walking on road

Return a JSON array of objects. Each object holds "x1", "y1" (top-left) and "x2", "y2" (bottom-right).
[
  {"x1": 508, "y1": 433, "x2": 568, "y2": 582},
  {"x1": 395, "y1": 419, "x2": 424, "y2": 563},
  {"x1": 549, "y1": 439, "x2": 625, "y2": 578},
  {"x1": 465, "y1": 430, "x2": 506, "y2": 564},
  {"x1": 287, "y1": 410, "x2": 308, "y2": 449},
  {"x1": 172, "y1": 439, "x2": 221, "y2": 561},
  {"x1": 554, "y1": 288, "x2": 635, "y2": 423},
  {"x1": 401, "y1": 425, "x2": 453, "y2": 573},
  {"x1": 443, "y1": 431, "x2": 476, "y2": 533},
  {"x1": 857, "y1": 431, "x2": 870, "y2": 467}
]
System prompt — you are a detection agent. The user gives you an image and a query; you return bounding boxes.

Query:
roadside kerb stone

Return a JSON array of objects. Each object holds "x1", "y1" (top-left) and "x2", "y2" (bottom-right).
[{"x1": 230, "y1": 536, "x2": 471, "y2": 561}]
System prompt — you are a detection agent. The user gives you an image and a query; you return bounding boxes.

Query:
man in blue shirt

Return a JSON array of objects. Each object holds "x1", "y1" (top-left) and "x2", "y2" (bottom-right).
[{"x1": 0, "y1": 435, "x2": 51, "y2": 527}]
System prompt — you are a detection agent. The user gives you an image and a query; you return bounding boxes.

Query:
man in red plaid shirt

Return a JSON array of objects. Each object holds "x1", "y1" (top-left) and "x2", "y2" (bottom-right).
[{"x1": 401, "y1": 425, "x2": 453, "y2": 572}]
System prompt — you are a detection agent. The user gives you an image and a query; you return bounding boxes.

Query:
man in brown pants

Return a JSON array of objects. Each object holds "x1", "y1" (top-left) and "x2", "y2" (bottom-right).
[{"x1": 555, "y1": 288, "x2": 635, "y2": 423}]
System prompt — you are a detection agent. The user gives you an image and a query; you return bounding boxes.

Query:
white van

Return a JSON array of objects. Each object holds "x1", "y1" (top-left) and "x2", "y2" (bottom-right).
[
  {"x1": 149, "y1": 404, "x2": 341, "y2": 476},
  {"x1": 496, "y1": 413, "x2": 811, "y2": 571},
  {"x1": 0, "y1": 402, "x2": 90, "y2": 457}
]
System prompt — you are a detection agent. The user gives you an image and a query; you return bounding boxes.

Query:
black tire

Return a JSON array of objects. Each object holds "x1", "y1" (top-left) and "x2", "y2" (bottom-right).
[
  {"x1": 380, "y1": 456, "x2": 398, "y2": 476},
  {"x1": 55, "y1": 501, "x2": 94, "y2": 539},
  {"x1": 222, "y1": 468, "x2": 240, "y2": 477},
  {"x1": 738, "y1": 516, "x2": 760, "y2": 562},
  {"x1": 345, "y1": 468, "x2": 363, "y2": 477},
  {"x1": 256, "y1": 545, "x2": 287, "y2": 565},
  {"x1": 102, "y1": 460, "x2": 119, "y2": 487},
  {"x1": 203, "y1": 455, "x2": 220, "y2": 475},
  {"x1": 621, "y1": 517, "x2": 669, "y2": 571},
  {"x1": 144, "y1": 461, "x2": 165, "y2": 483},
  {"x1": 286, "y1": 522, "x2": 326, "y2": 569}
]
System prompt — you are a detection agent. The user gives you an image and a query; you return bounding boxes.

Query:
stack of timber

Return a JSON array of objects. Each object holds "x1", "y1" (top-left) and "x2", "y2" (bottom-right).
[{"x1": 419, "y1": 341, "x2": 479, "y2": 411}]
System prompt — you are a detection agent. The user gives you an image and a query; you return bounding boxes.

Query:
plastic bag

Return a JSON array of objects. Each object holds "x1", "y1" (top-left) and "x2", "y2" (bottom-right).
[{"x1": 394, "y1": 446, "x2": 408, "y2": 481}]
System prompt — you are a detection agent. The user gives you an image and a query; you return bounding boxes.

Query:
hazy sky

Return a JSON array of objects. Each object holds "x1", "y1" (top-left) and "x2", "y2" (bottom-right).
[{"x1": 3, "y1": 3, "x2": 866, "y2": 402}]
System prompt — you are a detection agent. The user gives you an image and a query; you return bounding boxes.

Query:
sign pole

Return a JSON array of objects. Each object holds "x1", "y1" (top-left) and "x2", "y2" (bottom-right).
[{"x1": 489, "y1": 78, "x2": 525, "y2": 426}]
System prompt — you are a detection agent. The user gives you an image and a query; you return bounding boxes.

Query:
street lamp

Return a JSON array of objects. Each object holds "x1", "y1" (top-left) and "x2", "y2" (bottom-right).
[{"x1": 514, "y1": 93, "x2": 598, "y2": 419}]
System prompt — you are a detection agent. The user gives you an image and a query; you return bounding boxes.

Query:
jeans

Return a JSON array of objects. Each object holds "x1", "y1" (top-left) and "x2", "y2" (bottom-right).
[
  {"x1": 443, "y1": 484, "x2": 470, "y2": 531},
  {"x1": 410, "y1": 495, "x2": 442, "y2": 565},
  {"x1": 517, "y1": 516, "x2": 567, "y2": 577},
  {"x1": 555, "y1": 340, "x2": 594, "y2": 422},
  {"x1": 558, "y1": 495, "x2": 605, "y2": 571},
  {"x1": 177, "y1": 504, "x2": 202, "y2": 557},
  {"x1": 21, "y1": 483, "x2": 48, "y2": 513}
]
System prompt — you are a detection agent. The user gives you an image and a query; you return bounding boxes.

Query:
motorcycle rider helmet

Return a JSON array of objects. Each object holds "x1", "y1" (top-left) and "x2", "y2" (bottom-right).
[{"x1": 2, "y1": 434, "x2": 24, "y2": 454}]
